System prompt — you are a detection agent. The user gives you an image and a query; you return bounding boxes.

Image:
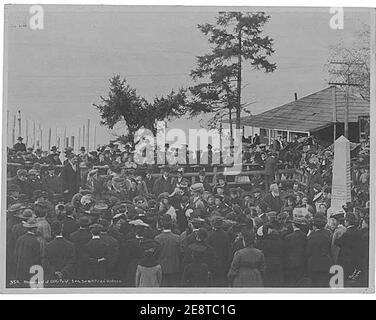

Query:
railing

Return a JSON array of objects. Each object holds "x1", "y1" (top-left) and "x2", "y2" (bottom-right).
[{"x1": 7, "y1": 162, "x2": 308, "y2": 191}]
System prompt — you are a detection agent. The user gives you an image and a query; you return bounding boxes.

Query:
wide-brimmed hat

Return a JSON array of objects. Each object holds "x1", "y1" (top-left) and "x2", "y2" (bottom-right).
[
  {"x1": 89, "y1": 223, "x2": 103, "y2": 233},
  {"x1": 8, "y1": 203, "x2": 26, "y2": 213},
  {"x1": 17, "y1": 136, "x2": 23, "y2": 141},
  {"x1": 15, "y1": 208, "x2": 36, "y2": 220},
  {"x1": 22, "y1": 218, "x2": 38, "y2": 228},
  {"x1": 51, "y1": 146, "x2": 57, "y2": 151},
  {"x1": 190, "y1": 183, "x2": 204, "y2": 193},
  {"x1": 93, "y1": 203, "x2": 109, "y2": 214},
  {"x1": 129, "y1": 219, "x2": 150, "y2": 228}
]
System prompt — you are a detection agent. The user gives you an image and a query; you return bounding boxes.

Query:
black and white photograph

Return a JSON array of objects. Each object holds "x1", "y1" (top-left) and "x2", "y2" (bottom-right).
[{"x1": 0, "y1": 3, "x2": 374, "y2": 294}]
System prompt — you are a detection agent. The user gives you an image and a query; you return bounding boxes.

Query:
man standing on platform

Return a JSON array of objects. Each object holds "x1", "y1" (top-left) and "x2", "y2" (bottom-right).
[
  {"x1": 13, "y1": 137, "x2": 26, "y2": 152},
  {"x1": 60, "y1": 154, "x2": 80, "y2": 202}
]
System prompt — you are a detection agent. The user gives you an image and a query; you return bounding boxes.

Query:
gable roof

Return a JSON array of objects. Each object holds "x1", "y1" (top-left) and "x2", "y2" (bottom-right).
[{"x1": 229, "y1": 86, "x2": 370, "y2": 133}]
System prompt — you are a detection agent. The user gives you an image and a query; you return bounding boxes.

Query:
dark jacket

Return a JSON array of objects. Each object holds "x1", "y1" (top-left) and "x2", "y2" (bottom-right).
[
  {"x1": 257, "y1": 232, "x2": 284, "y2": 286},
  {"x1": 154, "y1": 231, "x2": 181, "y2": 275},
  {"x1": 261, "y1": 193, "x2": 284, "y2": 213},
  {"x1": 70, "y1": 228, "x2": 91, "y2": 278},
  {"x1": 60, "y1": 162, "x2": 80, "y2": 197},
  {"x1": 14, "y1": 232, "x2": 41, "y2": 282},
  {"x1": 207, "y1": 229, "x2": 231, "y2": 277},
  {"x1": 62, "y1": 216, "x2": 79, "y2": 241},
  {"x1": 284, "y1": 229, "x2": 307, "y2": 269},
  {"x1": 44, "y1": 236, "x2": 75, "y2": 280},
  {"x1": 13, "y1": 142, "x2": 26, "y2": 152},
  {"x1": 335, "y1": 226, "x2": 362, "y2": 277},
  {"x1": 42, "y1": 175, "x2": 62, "y2": 195},
  {"x1": 100, "y1": 232, "x2": 120, "y2": 277},
  {"x1": 264, "y1": 156, "x2": 277, "y2": 176},
  {"x1": 181, "y1": 262, "x2": 210, "y2": 287},
  {"x1": 152, "y1": 176, "x2": 174, "y2": 196},
  {"x1": 83, "y1": 237, "x2": 110, "y2": 280},
  {"x1": 306, "y1": 229, "x2": 333, "y2": 274}
]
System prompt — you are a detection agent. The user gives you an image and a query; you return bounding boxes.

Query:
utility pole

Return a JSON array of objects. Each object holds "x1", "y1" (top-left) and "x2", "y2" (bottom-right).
[
  {"x1": 329, "y1": 61, "x2": 362, "y2": 139},
  {"x1": 17, "y1": 110, "x2": 21, "y2": 137}
]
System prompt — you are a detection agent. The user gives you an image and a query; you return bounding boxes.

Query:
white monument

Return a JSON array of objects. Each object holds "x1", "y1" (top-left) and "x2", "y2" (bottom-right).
[{"x1": 328, "y1": 135, "x2": 352, "y2": 216}]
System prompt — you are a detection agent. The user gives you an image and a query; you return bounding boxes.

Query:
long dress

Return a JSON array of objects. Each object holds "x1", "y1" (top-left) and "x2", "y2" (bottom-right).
[{"x1": 228, "y1": 247, "x2": 265, "y2": 287}]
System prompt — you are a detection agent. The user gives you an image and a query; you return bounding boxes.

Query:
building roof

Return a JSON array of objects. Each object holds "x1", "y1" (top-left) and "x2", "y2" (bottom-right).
[{"x1": 227, "y1": 86, "x2": 370, "y2": 133}]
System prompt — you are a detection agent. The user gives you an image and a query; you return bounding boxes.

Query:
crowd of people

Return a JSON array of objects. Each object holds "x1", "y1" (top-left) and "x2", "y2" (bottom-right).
[{"x1": 6, "y1": 135, "x2": 370, "y2": 288}]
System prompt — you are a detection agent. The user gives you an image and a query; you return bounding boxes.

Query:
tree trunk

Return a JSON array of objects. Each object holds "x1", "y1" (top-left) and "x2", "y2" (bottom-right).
[{"x1": 236, "y1": 29, "x2": 242, "y2": 130}]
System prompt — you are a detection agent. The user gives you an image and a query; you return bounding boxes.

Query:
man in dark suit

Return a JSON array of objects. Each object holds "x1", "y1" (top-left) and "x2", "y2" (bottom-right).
[
  {"x1": 42, "y1": 165, "x2": 62, "y2": 198},
  {"x1": 261, "y1": 184, "x2": 284, "y2": 213},
  {"x1": 61, "y1": 204, "x2": 79, "y2": 241},
  {"x1": 144, "y1": 169, "x2": 155, "y2": 194},
  {"x1": 82, "y1": 224, "x2": 111, "y2": 281},
  {"x1": 335, "y1": 213, "x2": 362, "y2": 282},
  {"x1": 154, "y1": 214, "x2": 181, "y2": 287},
  {"x1": 264, "y1": 153, "x2": 278, "y2": 190},
  {"x1": 152, "y1": 166, "x2": 174, "y2": 196},
  {"x1": 44, "y1": 221, "x2": 75, "y2": 285},
  {"x1": 70, "y1": 216, "x2": 91, "y2": 279},
  {"x1": 306, "y1": 214, "x2": 333, "y2": 287},
  {"x1": 60, "y1": 154, "x2": 80, "y2": 202},
  {"x1": 14, "y1": 219, "x2": 41, "y2": 283},
  {"x1": 283, "y1": 217, "x2": 307, "y2": 286},
  {"x1": 13, "y1": 137, "x2": 26, "y2": 152},
  {"x1": 98, "y1": 219, "x2": 120, "y2": 279},
  {"x1": 207, "y1": 218, "x2": 230, "y2": 286}
]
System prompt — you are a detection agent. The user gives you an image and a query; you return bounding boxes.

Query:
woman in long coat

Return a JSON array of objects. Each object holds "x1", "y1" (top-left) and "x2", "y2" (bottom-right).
[{"x1": 228, "y1": 231, "x2": 265, "y2": 287}]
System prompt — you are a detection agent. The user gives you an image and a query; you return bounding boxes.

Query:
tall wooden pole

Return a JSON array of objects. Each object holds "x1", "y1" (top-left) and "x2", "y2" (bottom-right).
[
  {"x1": 63, "y1": 127, "x2": 67, "y2": 148},
  {"x1": 66, "y1": 137, "x2": 69, "y2": 148},
  {"x1": 48, "y1": 128, "x2": 52, "y2": 151},
  {"x1": 83, "y1": 125, "x2": 86, "y2": 147},
  {"x1": 94, "y1": 125, "x2": 97, "y2": 150},
  {"x1": 17, "y1": 110, "x2": 21, "y2": 137},
  {"x1": 78, "y1": 128, "x2": 81, "y2": 152},
  {"x1": 33, "y1": 121, "x2": 36, "y2": 148},
  {"x1": 39, "y1": 124, "x2": 43, "y2": 150},
  {"x1": 86, "y1": 119, "x2": 90, "y2": 151},
  {"x1": 26, "y1": 120, "x2": 29, "y2": 147},
  {"x1": 55, "y1": 127, "x2": 58, "y2": 146},
  {"x1": 12, "y1": 115, "x2": 16, "y2": 146},
  {"x1": 71, "y1": 136, "x2": 75, "y2": 150}
]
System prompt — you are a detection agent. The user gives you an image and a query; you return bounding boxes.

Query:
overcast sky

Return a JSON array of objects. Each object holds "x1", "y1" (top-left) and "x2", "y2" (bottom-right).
[{"x1": 4, "y1": 5, "x2": 370, "y2": 149}]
